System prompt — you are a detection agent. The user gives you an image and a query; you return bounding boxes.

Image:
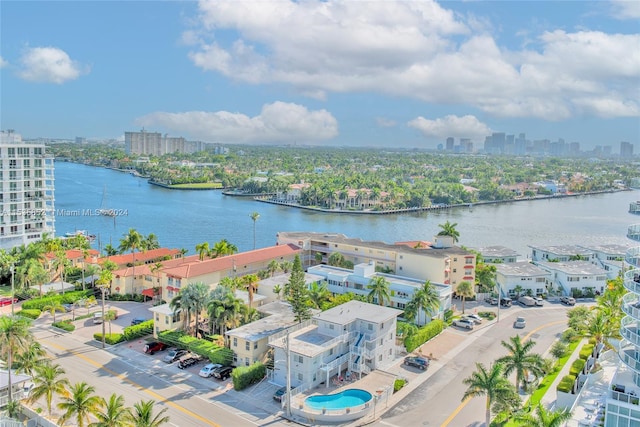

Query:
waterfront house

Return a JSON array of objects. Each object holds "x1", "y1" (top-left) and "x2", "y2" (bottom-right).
[
  {"x1": 529, "y1": 244, "x2": 595, "y2": 263},
  {"x1": 476, "y1": 246, "x2": 520, "y2": 263},
  {"x1": 495, "y1": 261, "x2": 551, "y2": 297},
  {"x1": 269, "y1": 301, "x2": 402, "y2": 389},
  {"x1": 535, "y1": 261, "x2": 608, "y2": 296},
  {"x1": 579, "y1": 243, "x2": 631, "y2": 279},
  {"x1": 307, "y1": 262, "x2": 451, "y2": 324}
]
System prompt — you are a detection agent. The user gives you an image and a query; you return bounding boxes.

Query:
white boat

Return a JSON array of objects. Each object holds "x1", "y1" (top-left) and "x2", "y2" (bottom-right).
[
  {"x1": 64, "y1": 230, "x2": 96, "y2": 241},
  {"x1": 98, "y1": 185, "x2": 116, "y2": 217}
]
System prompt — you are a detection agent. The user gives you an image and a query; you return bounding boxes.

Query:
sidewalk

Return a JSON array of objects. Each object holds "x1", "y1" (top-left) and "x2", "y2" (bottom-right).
[{"x1": 540, "y1": 338, "x2": 587, "y2": 409}]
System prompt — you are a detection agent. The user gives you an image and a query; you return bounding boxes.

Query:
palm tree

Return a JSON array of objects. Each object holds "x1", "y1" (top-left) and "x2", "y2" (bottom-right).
[
  {"x1": 90, "y1": 393, "x2": 133, "y2": 427},
  {"x1": 57, "y1": 381, "x2": 103, "y2": 427},
  {"x1": 143, "y1": 233, "x2": 160, "y2": 251},
  {"x1": 195, "y1": 242, "x2": 210, "y2": 261},
  {"x1": 462, "y1": 362, "x2": 515, "y2": 427},
  {"x1": 131, "y1": 400, "x2": 170, "y2": 427},
  {"x1": 267, "y1": 259, "x2": 280, "y2": 277},
  {"x1": 513, "y1": 402, "x2": 572, "y2": 427},
  {"x1": 208, "y1": 290, "x2": 243, "y2": 335},
  {"x1": 249, "y1": 211, "x2": 260, "y2": 250},
  {"x1": 13, "y1": 341, "x2": 47, "y2": 376},
  {"x1": 105, "y1": 310, "x2": 118, "y2": 335},
  {"x1": 241, "y1": 274, "x2": 259, "y2": 309},
  {"x1": 187, "y1": 281, "x2": 211, "y2": 337},
  {"x1": 437, "y1": 220, "x2": 460, "y2": 243},
  {"x1": 279, "y1": 260, "x2": 293, "y2": 274},
  {"x1": 497, "y1": 335, "x2": 546, "y2": 390},
  {"x1": 406, "y1": 280, "x2": 441, "y2": 324},
  {"x1": 584, "y1": 310, "x2": 618, "y2": 348},
  {"x1": 43, "y1": 300, "x2": 67, "y2": 324},
  {"x1": 0, "y1": 315, "x2": 33, "y2": 405},
  {"x1": 308, "y1": 282, "x2": 331, "y2": 309},
  {"x1": 169, "y1": 291, "x2": 191, "y2": 332},
  {"x1": 367, "y1": 276, "x2": 391, "y2": 306},
  {"x1": 29, "y1": 362, "x2": 70, "y2": 417},
  {"x1": 273, "y1": 284, "x2": 282, "y2": 301},
  {"x1": 455, "y1": 281, "x2": 475, "y2": 313},
  {"x1": 119, "y1": 228, "x2": 143, "y2": 281}
]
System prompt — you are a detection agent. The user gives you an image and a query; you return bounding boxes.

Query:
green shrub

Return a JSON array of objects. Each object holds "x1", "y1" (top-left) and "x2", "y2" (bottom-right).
[
  {"x1": 393, "y1": 378, "x2": 407, "y2": 393},
  {"x1": 94, "y1": 333, "x2": 124, "y2": 345},
  {"x1": 232, "y1": 362, "x2": 266, "y2": 391},
  {"x1": 580, "y1": 344, "x2": 594, "y2": 360},
  {"x1": 158, "y1": 330, "x2": 234, "y2": 365},
  {"x1": 109, "y1": 293, "x2": 145, "y2": 302},
  {"x1": 561, "y1": 329, "x2": 578, "y2": 343},
  {"x1": 557, "y1": 375, "x2": 576, "y2": 393},
  {"x1": 478, "y1": 311, "x2": 496, "y2": 320},
  {"x1": 404, "y1": 319, "x2": 444, "y2": 353},
  {"x1": 53, "y1": 320, "x2": 75, "y2": 332},
  {"x1": 550, "y1": 341, "x2": 568, "y2": 359},
  {"x1": 22, "y1": 290, "x2": 92, "y2": 310},
  {"x1": 17, "y1": 309, "x2": 41, "y2": 319},
  {"x1": 569, "y1": 358, "x2": 586, "y2": 376},
  {"x1": 122, "y1": 320, "x2": 154, "y2": 341}
]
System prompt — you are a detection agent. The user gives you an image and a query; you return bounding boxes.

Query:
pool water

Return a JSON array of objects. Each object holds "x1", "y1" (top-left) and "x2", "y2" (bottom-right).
[{"x1": 305, "y1": 389, "x2": 373, "y2": 410}]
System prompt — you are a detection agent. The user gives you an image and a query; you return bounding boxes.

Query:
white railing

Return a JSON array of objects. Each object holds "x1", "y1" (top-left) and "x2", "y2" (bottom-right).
[
  {"x1": 320, "y1": 353, "x2": 351, "y2": 371},
  {"x1": 350, "y1": 362, "x2": 371, "y2": 374},
  {"x1": 626, "y1": 247, "x2": 640, "y2": 267},
  {"x1": 628, "y1": 224, "x2": 640, "y2": 242},
  {"x1": 268, "y1": 319, "x2": 314, "y2": 344},
  {"x1": 620, "y1": 318, "x2": 640, "y2": 346}
]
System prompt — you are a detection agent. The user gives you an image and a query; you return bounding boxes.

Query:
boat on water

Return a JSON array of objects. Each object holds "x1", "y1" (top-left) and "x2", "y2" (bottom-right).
[
  {"x1": 630, "y1": 201, "x2": 640, "y2": 215},
  {"x1": 64, "y1": 230, "x2": 96, "y2": 241},
  {"x1": 98, "y1": 185, "x2": 116, "y2": 217}
]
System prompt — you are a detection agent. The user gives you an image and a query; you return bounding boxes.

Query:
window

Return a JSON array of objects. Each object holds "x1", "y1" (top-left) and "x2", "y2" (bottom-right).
[
  {"x1": 379, "y1": 354, "x2": 382, "y2": 361},
  {"x1": 368, "y1": 323, "x2": 373, "y2": 331},
  {"x1": 296, "y1": 355, "x2": 304, "y2": 364},
  {"x1": 298, "y1": 373, "x2": 303, "y2": 381},
  {"x1": 380, "y1": 338, "x2": 383, "y2": 345},
  {"x1": 233, "y1": 337, "x2": 238, "y2": 347},
  {"x1": 329, "y1": 324, "x2": 334, "y2": 330},
  {"x1": 245, "y1": 341, "x2": 250, "y2": 351},
  {"x1": 245, "y1": 357, "x2": 249, "y2": 366},
  {"x1": 254, "y1": 342, "x2": 258, "y2": 350}
]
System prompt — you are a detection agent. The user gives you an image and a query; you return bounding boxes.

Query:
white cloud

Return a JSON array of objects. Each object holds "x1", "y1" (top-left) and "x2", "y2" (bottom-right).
[
  {"x1": 18, "y1": 47, "x2": 85, "y2": 84},
  {"x1": 135, "y1": 101, "x2": 338, "y2": 144},
  {"x1": 0, "y1": 56, "x2": 7, "y2": 68},
  {"x1": 408, "y1": 115, "x2": 492, "y2": 141},
  {"x1": 376, "y1": 117, "x2": 397, "y2": 128},
  {"x1": 186, "y1": 0, "x2": 640, "y2": 120},
  {"x1": 610, "y1": 0, "x2": 640, "y2": 19}
]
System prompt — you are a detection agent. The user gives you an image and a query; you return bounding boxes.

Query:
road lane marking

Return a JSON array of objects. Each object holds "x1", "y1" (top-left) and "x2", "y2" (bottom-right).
[
  {"x1": 439, "y1": 319, "x2": 566, "y2": 427},
  {"x1": 44, "y1": 339, "x2": 222, "y2": 427}
]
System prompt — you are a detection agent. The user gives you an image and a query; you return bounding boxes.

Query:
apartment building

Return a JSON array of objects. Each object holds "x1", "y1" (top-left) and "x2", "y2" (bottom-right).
[
  {"x1": 276, "y1": 232, "x2": 476, "y2": 288},
  {"x1": 0, "y1": 130, "x2": 55, "y2": 249},
  {"x1": 307, "y1": 262, "x2": 451, "y2": 324},
  {"x1": 579, "y1": 243, "x2": 631, "y2": 279},
  {"x1": 535, "y1": 261, "x2": 608, "y2": 296},
  {"x1": 269, "y1": 301, "x2": 401, "y2": 389},
  {"x1": 125, "y1": 130, "x2": 214, "y2": 155},
  {"x1": 529, "y1": 244, "x2": 594, "y2": 263},
  {"x1": 495, "y1": 261, "x2": 551, "y2": 297},
  {"x1": 476, "y1": 245, "x2": 520, "y2": 263}
]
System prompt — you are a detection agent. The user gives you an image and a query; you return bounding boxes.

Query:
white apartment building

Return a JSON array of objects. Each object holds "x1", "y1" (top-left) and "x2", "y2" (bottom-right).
[
  {"x1": 125, "y1": 130, "x2": 213, "y2": 156},
  {"x1": 269, "y1": 301, "x2": 401, "y2": 389},
  {"x1": 476, "y1": 245, "x2": 520, "y2": 263},
  {"x1": 579, "y1": 243, "x2": 631, "y2": 279},
  {"x1": 535, "y1": 260, "x2": 608, "y2": 296},
  {"x1": 307, "y1": 262, "x2": 451, "y2": 325},
  {"x1": 495, "y1": 261, "x2": 551, "y2": 297},
  {"x1": 529, "y1": 244, "x2": 594, "y2": 263},
  {"x1": 0, "y1": 130, "x2": 55, "y2": 249}
]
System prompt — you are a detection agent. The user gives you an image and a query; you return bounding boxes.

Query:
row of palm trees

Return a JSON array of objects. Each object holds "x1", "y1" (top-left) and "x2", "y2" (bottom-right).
[{"x1": 1, "y1": 315, "x2": 169, "y2": 426}]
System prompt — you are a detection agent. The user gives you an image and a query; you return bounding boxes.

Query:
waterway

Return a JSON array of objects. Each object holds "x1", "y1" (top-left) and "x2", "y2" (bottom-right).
[{"x1": 54, "y1": 161, "x2": 636, "y2": 258}]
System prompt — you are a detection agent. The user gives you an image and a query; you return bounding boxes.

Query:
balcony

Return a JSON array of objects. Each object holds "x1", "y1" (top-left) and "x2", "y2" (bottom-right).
[
  {"x1": 629, "y1": 224, "x2": 640, "y2": 243},
  {"x1": 622, "y1": 293, "x2": 640, "y2": 320},
  {"x1": 627, "y1": 247, "x2": 640, "y2": 268},
  {"x1": 621, "y1": 317, "x2": 640, "y2": 347},
  {"x1": 624, "y1": 270, "x2": 640, "y2": 294},
  {"x1": 619, "y1": 342, "x2": 640, "y2": 373}
]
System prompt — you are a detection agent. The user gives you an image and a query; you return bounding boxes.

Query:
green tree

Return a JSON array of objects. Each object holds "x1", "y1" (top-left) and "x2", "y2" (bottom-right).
[
  {"x1": 142, "y1": 233, "x2": 160, "y2": 251},
  {"x1": 405, "y1": 280, "x2": 441, "y2": 324},
  {"x1": 240, "y1": 274, "x2": 259, "y2": 309},
  {"x1": 272, "y1": 284, "x2": 282, "y2": 301},
  {"x1": 90, "y1": 393, "x2": 133, "y2": 427},
  {"x1": 367, "y1": 276, "x2": 391, "y2": 306},
  {"x1": 267, "y1": 259, "x2": 280, "y2": 277},
  {"x1": 119, "y1": 228, "x2": 143, "y2": 280},
  {"x1": 513, "y1": 402, "x2": 572, "y2": 427},
  {"x1": 249, "y1": 212, "x2": 260, "y2": 250},
  {"x1": 475, "y1": 263, "x2": 497, "y2": 294},
  {"x1": 29, "y1": 362, "x2": 70, "y2": 417},
  {"x1": 327, "y1": 252, "x2": 346, "y2": 267},
  {"x1": 496, "y1": 335, "x2": 546, "y2": 390},
  {"x1": 105, "y1": 310, "x2": 118, "y2": 335},
  {"x1": 43, "y1": 300, "x2": 66, "y2": 324},
  {"x1": 208, "y1": 289, "x2": 243, "y2": 335},
  {"x1": 462, "y1": 362, "x2": 516, "y2": 427},
  {"x1": 0, "y1": 315, "x2": 33, "y2": 405},
  {"x1": 131, "y1": 400, "x2": 170, "y2": 427},
  {"x1": 184, "y1": 282, "x2": 211, "y2": 337},
  {"x1": 13, "y1": 341, "x2": 47, "y2": 376},
  {"x1": 195, "y1": 242, "x2": 210, "y2": 261},
  {"x1": 279, "y1": 260, "x2": 293, "y2": 274},
  {"x1": 437, "y1": 220, "x2": 460, "y2": 243},
  {"x1": 455, "y1": 281, "x2": 475, "y2": 313},
  {"x1": 57, "y1": 381, "x2": 103, "y2": 427},
  {"x1": 308, "y1": 282, "x2": 331, "y2": 309},
  {"x1": 286, "y1": 255, "x2": 311, "y2": 323}
]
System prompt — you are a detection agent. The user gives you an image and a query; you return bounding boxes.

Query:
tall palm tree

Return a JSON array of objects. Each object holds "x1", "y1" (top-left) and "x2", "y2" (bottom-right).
[
  {"x1": 241, "y1": 274, "x2": 259, "y2": 309},
  {"x1": 195, "y1": 242, "x2": 210, "y2": 261},
  {"x1": 29, "y1": 362, "x2": 70, "y2": 417},
  {"x1": 437, "y1": 220, "x2": 460, "y2": 243},
  {"x1": 208, "y1": 290, "x2": 244, "y2": 335},
  {"x1": 143, "y1": 233, "x2": 160, "y2": 251},
  {"x1": 367, "y1": 276, "x2": 391, "y2": 306},
  {"x1": 249, "y1": 211, "x2": 260, "y2": 250},
  {"x1": 187, "y1": 281, "x2": 211, "y2": 337},
  {"x1": 456, "y1": 281, "x2": 475, "y2": 313},
  {"x1": 90, "y1": 393, "x2": 133, "y2": 427},
  {"x1": 462, "y1": 362, "x2": 515, "y2": 427},
  {"x1": 497, "y1": 335, "x2": 546, "y2": 390},
  {"x1": 513, "y1": 402, "x2": 572, "y2": 427},
  {"x1": 13, "y1": 341, "x2": 47, "y2": 377},
  {"x1": 58, "y1": 381, "x2": 103, "y2": 427},
  {"x1": 308, "y1": 282, "x2": 331, "y2": 309},
  {"x1": 267, "y1": 259, "x2": 280, "y2": 277},
  {"x1": 406, "y1": 280, "x2": 441, "y2": 324},
  {"x1": 119, "y1": 228, "x2": 143, "y2": 281},
  {"x1": 0, "y1": 315, "x2": 33, "y2": 405},
  {"x1": 131, "y1": 400, "x2": 170, "y2": 427},
  {"x1": 279, "y1": 260, "x2": 293, "y2": 274},
  {"x1": 43, "y1": 300, "x2": 67, "y2": 324},
  {"x1": 169, "y1": 291, "x2": 191, "y2": 332},
  {"x1": 584, "y1": 310, "x2": 618, "y2": 348}
]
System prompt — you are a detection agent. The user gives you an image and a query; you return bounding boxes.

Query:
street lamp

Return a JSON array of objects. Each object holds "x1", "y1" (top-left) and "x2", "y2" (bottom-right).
[
  {"x1": 98, "y1": 285, "x2": 109, "y2": 348},
  {"x1": 10, "y1": 264, "x2": 15, "y2": 316}
]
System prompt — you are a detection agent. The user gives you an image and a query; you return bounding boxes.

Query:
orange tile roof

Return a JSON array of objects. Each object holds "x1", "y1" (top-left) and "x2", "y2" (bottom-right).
[
  {"x1": 46, "y1": 249, "x2": 100, "y2": 261},
  {"x1": 97, "y1": 248, "x2": 181, "y2": 266},
  {"x1": 395, "y1": 240, "x2": 432, "y2": 249}
]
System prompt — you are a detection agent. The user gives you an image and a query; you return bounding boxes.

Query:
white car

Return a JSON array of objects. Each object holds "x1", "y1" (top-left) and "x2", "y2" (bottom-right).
[
  {"x1": 198, "y1": 363, "x2": 222, "y2": 378},
  {"x1": 534, "y1": 297, "x2": 544, "y2": 306},
  {"x1": 513, "y1": 317, "x2": 526, "y2": 328},
  {"x1": 464, "y1": 314, "x2": 483, "y2": 324},
  {"x1": 453, "y1": 318, "x2": 475, "y2": 330}
]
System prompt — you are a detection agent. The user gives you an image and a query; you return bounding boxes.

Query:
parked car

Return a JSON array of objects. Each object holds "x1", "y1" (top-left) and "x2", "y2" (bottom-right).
[
  {"x1": 131, "y1": 317, "x2": 147, "y2": 326},
  {"x1": 93, "y1": 312, "x2": 103, "y2": 324},
  {"x1": 163, "y1": 348, "x2": 187, "y2": 363},
  {"x1": 518, "y1": 296, "x2": 536, "y2": 307},
  {"x1": 464, "y1": 314, "x2": 483, "y2": 324},
  {"x1": 513, "y1": 317, "x2": 526, "y2": 328},
  {"x1": 452, "y1": 318, "x2": 475, "y2": 330},
  {"x1": 560, "y1": 296, "x2": 576, "y2": 306},
  {"x1": 487, "y1": 297, "x2": 499, "y2": 305},
  {"x1": 500, "y1": 297, "x2": 513, "y2": 307},
  {"x1": 403, "y1": 356, "x2": 430, "y2": 371},
  {"x1": 534, "y1": 297, "x2": 544, "y2": 306},
  {"x1": 62, "y1": 303, "x2": 74, "y2": 312},
  {"x1": 212, "y1": 366, "x2": 234, "y2": 380},
  {"x1": 199, "y1": 363, "x2": 222, "y2": 378},
  {"x1": 177, "y1": 355, "x2": 202, "y2": 369},
  {"x1": 273, "y1": 386, "x2": 292, "y2": 402},
  {"x1": 143, "y1": 341, "x2": 168, "y2": 355}
]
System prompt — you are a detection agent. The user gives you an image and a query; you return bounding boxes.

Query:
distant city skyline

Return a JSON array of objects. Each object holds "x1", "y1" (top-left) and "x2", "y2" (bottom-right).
[{"x1": 1, "y1": 1, "x2": 638, "y2": 149}]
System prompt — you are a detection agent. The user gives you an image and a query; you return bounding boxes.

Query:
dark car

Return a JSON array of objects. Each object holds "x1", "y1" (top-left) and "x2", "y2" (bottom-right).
[
  {"x1": 177, "y1": 355, "x2": 201, "y2": 369},
  {"x1": 143, "y1": 342, "x2": 167, "y2": 355},
  {"x1": 212, "y1": 366, "x2": 234, "y2": 380},
  {"x1": 404, "y1": 356, "x2": 429, "y2": 371},
  {"x1": 487, "y1": 297, "x2": 499, "y2": 305},
  {"x1": 131, "y1": 317, "x2": 147, "y2": 326},
  {"x1": 500, "y1": 297, "x2": 513, "y2": 307},
  {"x1": 163, "y1": 348, "x2": 187, "y2": 363},
  {"x1": 273, "y1": 386, "x2": 292, "y2": 402}
]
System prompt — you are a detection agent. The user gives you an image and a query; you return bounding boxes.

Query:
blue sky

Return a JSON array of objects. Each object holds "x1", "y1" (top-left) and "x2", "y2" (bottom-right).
[{"x1": 1, "y1": 0, "x2": 639, "y2": 150}]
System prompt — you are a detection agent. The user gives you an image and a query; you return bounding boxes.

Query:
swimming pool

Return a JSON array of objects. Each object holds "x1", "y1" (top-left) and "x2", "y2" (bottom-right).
[{"x1": 305, "y1": 389, "x2": 373, "y2": 410}]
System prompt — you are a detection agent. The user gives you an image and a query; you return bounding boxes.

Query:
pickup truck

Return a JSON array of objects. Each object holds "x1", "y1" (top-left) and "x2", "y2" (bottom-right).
[{"x1": 144, "y1": 342, "x2": 168, "y2": 355}]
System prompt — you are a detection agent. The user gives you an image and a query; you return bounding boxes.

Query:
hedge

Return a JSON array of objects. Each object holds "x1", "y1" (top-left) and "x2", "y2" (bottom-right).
[
  {"x1": 17, "y1": 309, "x2": 41, "y2": 319},
  {"x1": 232, "y1": 362, "x2": 266, "y2": 391},
  {"x1": 569, "y1": 358, "x2": 586, "y2": 376},
  {"x1": 94, "y1": 333, "x2": 124, "y2": 345},
  {"x1": 393, "y1": 378, "x2": 407, "y2": 393},
  {"x1": 580, "y1": 344, "x2": 595, "y2": 360},
  {"x1": 557, "y1": 374, "x2": 577, "y2": 393},
  {"x1": 53, "y1": 320, "x2": 75, "y2": 332},
  {"x1": 158, "y1": 330, "x2": 234, "y2": 365},
  {"x1": 404, "y1": 319, "x2": 444, "y2": 353},
  {"x1": 122, "y1": 320, "x2": 154, "y2": 341},
  {"x1": 22, "y1": 290, "x2": 92, "y2": 310}
]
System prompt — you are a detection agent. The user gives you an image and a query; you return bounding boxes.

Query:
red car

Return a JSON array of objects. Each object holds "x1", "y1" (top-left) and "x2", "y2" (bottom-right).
[{"x1": 0, "y1": 297, "x2": 17, "y2": 306}]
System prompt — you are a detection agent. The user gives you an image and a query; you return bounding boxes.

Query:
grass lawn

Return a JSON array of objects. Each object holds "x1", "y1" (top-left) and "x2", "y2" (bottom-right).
[
  {"x1": 169, "y1": 182, "x2": 223, "y2": 189},
  {"x1": 0, "y1": 285, "x2": 11, "y2": 296},
  {"x1": 502, "y1": 338, "x2": 581, "y2": 426}
]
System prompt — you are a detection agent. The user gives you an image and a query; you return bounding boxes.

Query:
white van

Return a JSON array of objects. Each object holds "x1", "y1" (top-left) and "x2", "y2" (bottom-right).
[
  {"x1": 93, "y1": 312, "x2": 103, "y2": 324},
  {"x1": 518, "y1": 296, "x2": 536, "y2": 307}
]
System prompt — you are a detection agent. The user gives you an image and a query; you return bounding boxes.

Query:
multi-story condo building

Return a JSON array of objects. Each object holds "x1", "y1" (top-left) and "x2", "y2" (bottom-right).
[
  {"x1": 579, "y1": 243, "x2": 631, "y2": 279},
  {"x1": 535, "y1": 261, "x2": 608, "y2": 296},
  {"x1": 269, "y1": 301, "x2": 401, "y2": 389},
  {"x1": 529, "y1": 244, "x2": 595, "y2": 263},
  {"x1": 495, "y1": 261, "x2": 550, "y2": 297},
  {"x1": 0, "y1": 130, "x2": 55, "y2": 249},
  {"x1": 476, "y1": 246, "x2": 520, "y2": 263},
  {"x1": 125, "y1": 130, "x2": 214, "y2": 156},
  {"x1": 276, "y1": 232, "x2": 476, "y2": 289},
  {"x1": 307, "y1": 262, "x2": 451, "y2": 324}
]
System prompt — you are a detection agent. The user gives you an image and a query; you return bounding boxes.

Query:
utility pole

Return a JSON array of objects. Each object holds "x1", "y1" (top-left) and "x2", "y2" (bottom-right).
[
  {"x1": 100, "y1": 285, "x2": 108, "y2": 348},
  {"x1": 10, "y1": 264, "x2": 15, "y2": 316}
]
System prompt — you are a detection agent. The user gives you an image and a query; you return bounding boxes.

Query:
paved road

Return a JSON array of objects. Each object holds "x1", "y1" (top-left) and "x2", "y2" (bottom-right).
[{"x1": 374, "y1": 304, "x2": 570, "y2": 427}]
